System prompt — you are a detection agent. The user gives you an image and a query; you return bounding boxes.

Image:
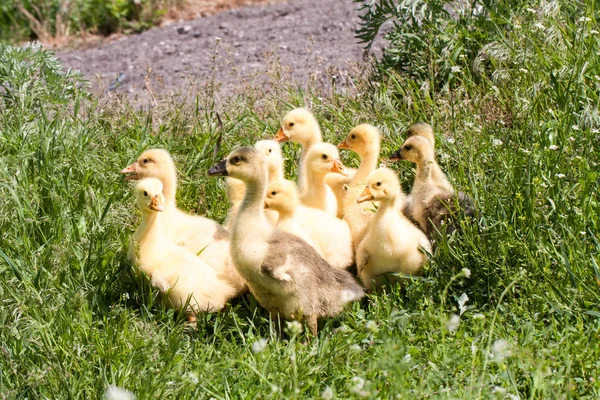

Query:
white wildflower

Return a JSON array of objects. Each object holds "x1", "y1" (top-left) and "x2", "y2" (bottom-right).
[
  {"x1": 350, "y1": 377, "x2": 369, "y2": 397},
  {"x1": 350, "y1": 344, "x2": 362, "y2": 352},
  {"x1": 105, "y1": 385, "x2": 135, "y2": 400},
  {"x1": 590, "y1": 30, "x2": 599, "y2": 35},
  {"x1": 556, "y1": 173, "x2": 566, "y2": 179},
  {"x1": 461, "y1": 268, "x2": 471, "y2": 278},
  {"x1": 286, "y1": 321, "x2": 303, "y2": 335},
  {"x1": 451, "y1": 66, "x2": 461, "y2": 73},
  {"x1": 185, "y1": 372, "x2": 199, "y2": 384},
  {"x1": 251, "y1": 338, "x2": 267, "y2": 354},
  {"x1": 548, "y1": 144, "x2": 559, "y2": 150},
  {"x1": 446, "y1": 314, "x2": 460, "y2": 333},
  {"x1": 458, "y1": 293, "x2": 469, "y2": 315},
  {"x1": 404, "y1": 354, "x2": 412, "y2": 362},
  {"x1": 578, "y1": 16, "x2": 591, "y2": 23},
  {"x1": 447, "y1": 137, "x2": 456, "y2": 144},
  {"x1": 492, "y1": 339, "x2": 511, "y2": 361},
  {"x1": 271, "y1": 385, "x2": 279, "y2": 393},
  {"x1": 571, "y1": 125, "x2": 580, "y2": 131},
  {"x1": 365, "y1": 320, "x2": 379, "y2": 333},
  {"x1": 526, "y1": 8, "x2": 536, "y2": 14},
  {"x1": 534, "y1": 22, "x2": 546, "y2": 30},
  {"x1": 472, "y1": 313, "x2": 485, "y2": 320},
  {"x1": 508, "y1": 394, "x2": 520, "y2": 400},
  {"x1": 492, "y1": 139, "x2": 503, "y2": 146},
  {"x1": 568, "y1": 136, "x2": 576, "y2": 142},
  {"x1": 492, "y1": 386, "x2": 507, "y2": 394},
  {"x1": 580, "y1": 231, "x2": 586, "y2": 236},
  {"x1": 321, "y1": 386, "x2": 334, "y2": 400},
  {"x1": 520, "y1": 148, "x2": 531, "y2": 155},
  {"x1": 519, "y1": 68, "x2": 528, "y2": 73}
]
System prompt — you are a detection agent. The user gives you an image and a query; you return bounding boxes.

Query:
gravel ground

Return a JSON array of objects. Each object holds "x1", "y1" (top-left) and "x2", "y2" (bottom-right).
[{"x1": 56, "y1": 0, "x2": 384, "y2": 105}]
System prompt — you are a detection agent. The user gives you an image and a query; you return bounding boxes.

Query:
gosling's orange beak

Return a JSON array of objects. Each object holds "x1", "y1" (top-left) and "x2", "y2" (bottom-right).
[
  {"x1": 120, "y1": 162, "x2": 139, "y2": 180},
  {"x1": 357, "y1": 186, "x2": 374, "y2": 203},
  {"x1": 274, "y1": 127, "x2": 289, "y2": 143},
  {"x1": 330, "y1": 159, "x2": 348, "y2": 176},
  {"x1": 264, "y1": 200, "x2": 269, "y2": 209},
  {"x1": 150, "y1": 196, "x2": 164, "y2": 212},
  {"x1": 338, "y1": 138, "x2": 349, "y2": 149}
]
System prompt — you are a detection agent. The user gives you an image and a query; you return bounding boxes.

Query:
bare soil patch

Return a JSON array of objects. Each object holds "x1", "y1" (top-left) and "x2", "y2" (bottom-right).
[{"x1": 56, "y1": 0, "x2": 383, "y2": 106}]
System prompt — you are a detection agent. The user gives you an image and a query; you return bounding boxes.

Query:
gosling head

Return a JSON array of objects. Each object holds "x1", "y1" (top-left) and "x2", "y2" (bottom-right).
[
  {"x1": 120, "y1": 149, "x2": 176, "y2": 183},
  {"x1": 274, "y1": 108, "x2": 321, "y2": 145},
  {"x1": 254, "y1": 140, "x2": 284, "y2": 178},
  {"x1": 264, "y1": 180, "x2": 298, "y2": 213},
  {"x1": 208, "y1": 147, "x2": 267, "y2": 183},
  {"x1": 338, "y1": 124, "x2": 381, "y2": 156},
  {"x1": 305, "y1": 143, "x2": 348, "y2": 177},
  {"x1": 135, "y1": 178, "x2": 165, "y2": 212},
  {"x1": 357, "y1": 168, "x2": 400, "y2": 204},
  {"x1": 406, "y1": 122, "x2": 435, "y2": 148},
  {"x1": 389, "y1": 136, "x2": 435, "y2": 164}
]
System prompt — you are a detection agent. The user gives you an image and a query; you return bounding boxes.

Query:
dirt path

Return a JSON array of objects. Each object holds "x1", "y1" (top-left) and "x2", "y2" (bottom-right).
[{"x1": 56, "y1": 0, "x2": 382, "y2": 105}]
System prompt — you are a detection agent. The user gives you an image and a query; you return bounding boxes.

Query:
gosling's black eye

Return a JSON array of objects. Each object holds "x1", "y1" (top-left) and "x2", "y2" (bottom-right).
[
  {"x1": 351, "y1": 134, "x2": 356, "y2": 139},
  {"x1": 271, "y1": 191, "x2": 277, "y2": 196},
  {"x1": 232, "y1": 156, "x2": 242, "y2": 164},
  {"x1": 376, "y1": 182, "x2": 382, "y2": 187},
  {"x1": 289, "y1": 122, "x2": 295, "y2": 127},
  {"x1": 268, "y1": 149, "x2": 272, "y2": 153},
  {"x1": 143, "y1": 191, "x2": 148, "y2": 197},
  {"x1": 404, "y1": 145, "x2": 412, "y2": 151},
  {"x1": 321, "y1": 154, "x2": 328, "y2": 160},
  {"x1": 142, "y1": 158, "x2": 149, "y2": 164}
]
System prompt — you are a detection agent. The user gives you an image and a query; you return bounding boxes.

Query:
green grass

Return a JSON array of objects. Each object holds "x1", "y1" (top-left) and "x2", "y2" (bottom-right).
[{"x1": 1, "y1": 1, "x2": 600, "y2": 397}]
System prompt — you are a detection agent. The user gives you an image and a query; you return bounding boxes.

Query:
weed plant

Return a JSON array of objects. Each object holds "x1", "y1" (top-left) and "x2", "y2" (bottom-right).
[{"x1": 1, "y1": 0, "x2": 599, "y2": 397}]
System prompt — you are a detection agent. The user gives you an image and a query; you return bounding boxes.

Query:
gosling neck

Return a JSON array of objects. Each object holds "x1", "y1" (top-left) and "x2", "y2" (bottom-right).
[
  {"x1": 161, "y1": 169, "x2": 178, "y2": 209},
  {"x1": 299, "y1": 129, "x2": 322, "y2": 161},
  {"x1": 415, "y1": 158, "x2": 434, "y2": 182},
  {"x1": 354, "y1": 141, "x2": 381, "y2": 183},
  {"x1": 304, "y1": 168, "x2": 329, "y2": 199},
  {"x1": 138, "y1": 209, "x2": 162, "y2": 244}
]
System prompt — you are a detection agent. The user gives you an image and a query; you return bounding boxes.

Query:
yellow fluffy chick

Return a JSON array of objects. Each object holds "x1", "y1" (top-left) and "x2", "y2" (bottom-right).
[
  {"x1": 299, "y1": 143, "x2": 349, "y2": 216},
  {"x1": 265, "y1": 179, "x2": 353, "y2": 270},
  {"x1": 355, "y1": 168, "x2": 431, "y2": 289},
  {"x1": 338, "y1": 124, "x2": 382, "y2": 250},
  {"x1": 132, "y1": 178, "x2": 239, "y2": 320}
]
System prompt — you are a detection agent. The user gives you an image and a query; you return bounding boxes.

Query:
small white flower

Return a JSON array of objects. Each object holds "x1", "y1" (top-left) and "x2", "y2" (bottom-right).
[
  {"x1": 350, "y1": 344, "x2": 362, "y2": 352},
  {"x1": 492, "y1": 339, "x2": 511, "y2": 361},
  {"x1": 446, "y1": 314, "x2": 460, "y2": 333},
  {"x1": 492, "y1": 139, "x2": 503, "y2": 146},
  {"x1": 534, "y1": 22, "x2": 546, "y2": 30},
  {"x1": 519, "y1": 68, "x2": 528, "y2": 73},
  {"x1": 321, "y1": 386, "x2": 334, "y2": 400},
  {"x1": 458, "y1": 293, "x2": 469, "y2": 315},
  {"x1": 185, "y1": 372, "x2": 199, "y2": 384},
  {"x1": 580, "y1": 231, "x2": 586, "y2": 236},
  {"x1": 251, "y1": 338, "x2": 267, "y2": 354},
  {"x1": 286, "y1": 321, "x2": 303, "y2": 335},
  {"x1": 556, "y1": 173, "x2": 566, "y2": 179},
  {"x1": 571, "y1": 125, "x2": 580, "y2": 131},
  {"x1": 350, "y1": 377, "x2": 369, "y2": 397},
  {"x1": 447, "y1": 137, "x2": 456, "y2": 144},
  {"x1": 568, "y1": 136, "x2": 576, "y2": 142},
  {"x1": 492, "y1": 386, "x2": 507, "y2": 394},
  {"x1": 451, "y1": 66, "x2": 461, "y2": 73},
  {"x1": 526, "y1": 7, "x2": 536, "y2": 13},
  {"x1": 472, "y1": 313, "x2": 485, "y2": 320},
  {"x1": 270, "y1": 385, "x2": 279, "y2": 393},
  {"x1": 548, "y1": 144, "x2": 559, "y2": 150},
  {"x1": 365, "y1": 320, "x2": 379, "y2": 332},
  {"x1": 105, "y1": 385, "x2": 135, "y2": 400},
  {"x1": 404, "y1": 353, "x2": 412, "y2": 362},
  {"x1": 507, "y1": 394, "x2": 520, "y2": 400},
  {"x1": 461, "y1": 268, "x2": 471, "y2": 278},
  {"x1": 520, "y1": 148, "x2": 531, "y2": 154},
  {"x1": 591, "y1": 30, "x2": 599, "y2": 35}
]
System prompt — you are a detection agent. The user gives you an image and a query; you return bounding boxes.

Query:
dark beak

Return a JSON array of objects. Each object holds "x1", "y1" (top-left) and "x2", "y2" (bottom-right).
[
  {"x1": 208, "y1": 159, "x2": 228, "y2": 176},
  {"x1": 389, "y1": 149, "x2": 403, "y2": 161}
]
